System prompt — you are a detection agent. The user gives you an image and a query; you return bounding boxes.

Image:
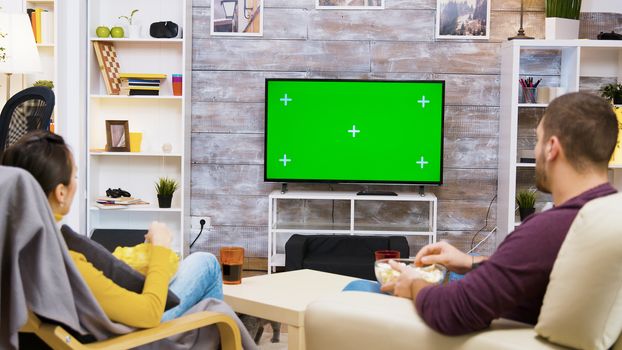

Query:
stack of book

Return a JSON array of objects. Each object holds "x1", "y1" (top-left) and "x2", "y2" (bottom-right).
[
  {"x1": 95, "y1": 196, "x2": 149, "y2": 209},
  {"x1": 27, "y1": 8, "x2": 54, "y2": 44},
  {"x1": 119, "y1": 73, "x2": 167, "y2": 96}
]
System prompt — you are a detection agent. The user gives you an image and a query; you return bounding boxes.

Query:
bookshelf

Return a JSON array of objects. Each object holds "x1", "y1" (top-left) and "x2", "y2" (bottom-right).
[
  {"x1": 498, "y1": 40, "x2": 622, "y2": 247},
  {"x1": 22, "y1": 0, "x2": 57, "y2": 130},
  {"x1": 86, "y1": 0, "x2": 191, "y2": 256}
]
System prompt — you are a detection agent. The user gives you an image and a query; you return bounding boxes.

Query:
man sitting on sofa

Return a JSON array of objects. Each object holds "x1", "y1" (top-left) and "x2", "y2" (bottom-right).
[{"x1": 380, "y1": 92, "x2": 619, "y2": 335}]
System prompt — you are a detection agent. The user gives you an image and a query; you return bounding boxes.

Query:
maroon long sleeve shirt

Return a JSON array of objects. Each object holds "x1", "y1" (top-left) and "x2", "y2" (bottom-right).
[{"x1": 415, "y1": 183, "x2": 617, "y2": 335}]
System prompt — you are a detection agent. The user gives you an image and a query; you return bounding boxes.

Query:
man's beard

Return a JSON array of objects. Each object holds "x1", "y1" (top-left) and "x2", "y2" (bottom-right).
[{"x1": 535, "y1": 149, "x2": 551, "y2": 194}]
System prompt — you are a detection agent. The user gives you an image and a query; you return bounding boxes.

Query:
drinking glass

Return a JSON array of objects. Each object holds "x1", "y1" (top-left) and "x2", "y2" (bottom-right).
[
  {"x1": 220, "y1": 246, "x2": 244, "y2": 285},
  {"x1": 374, "y1": 250, "x2": 400, "y2": 261}
]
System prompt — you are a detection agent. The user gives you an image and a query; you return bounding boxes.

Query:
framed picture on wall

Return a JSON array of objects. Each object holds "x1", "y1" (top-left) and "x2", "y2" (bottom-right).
[
  {"x1": 316, "y1": 0, "x2": 384, "y2": 10},
  {"x1": 436, "y1": 0, "x2": 490, "y2": 39},
  {"x1": 105, "y1": 120, "x2": 130, "y2": 152},
  {"x1": 211, "y1": 0, "x2": 264, "y2": 36}
]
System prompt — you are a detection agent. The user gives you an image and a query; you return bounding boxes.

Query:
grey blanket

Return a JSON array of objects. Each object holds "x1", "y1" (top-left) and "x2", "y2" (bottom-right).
[{"x1": 0, "y1": 166, "x2": 257, "y2": 350}]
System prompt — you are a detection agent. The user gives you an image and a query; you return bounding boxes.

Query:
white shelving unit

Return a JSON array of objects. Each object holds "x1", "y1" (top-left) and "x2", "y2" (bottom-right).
[
  {"x1": 86, "y1": 0, "x2": 191, "y2": 256},
  {"x1": 267, "y1": 190, "x2": 438, "y2": 272},
  {"x1": 22, "y1": 0, "x2": 57, "y2": 129},
  {"x1": 498, "y1": 40, "x2": 622, "y2": 246}
]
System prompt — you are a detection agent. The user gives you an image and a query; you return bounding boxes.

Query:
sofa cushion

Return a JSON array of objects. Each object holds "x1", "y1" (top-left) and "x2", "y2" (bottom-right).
[
  {"x1": 535, "y1": 192, "x2": 622, "y2": 350},
  {"x1": 305, "y1": 292, "x2": 563, "y2": 350},
  {"x1": 285, "y1": 234, "x2": 410, "y2": 280}
]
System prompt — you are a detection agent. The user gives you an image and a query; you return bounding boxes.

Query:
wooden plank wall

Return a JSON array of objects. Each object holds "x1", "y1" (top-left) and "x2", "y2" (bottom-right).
[{"x1": 189, "y1": 0, "x2": 552, "y2": 259}]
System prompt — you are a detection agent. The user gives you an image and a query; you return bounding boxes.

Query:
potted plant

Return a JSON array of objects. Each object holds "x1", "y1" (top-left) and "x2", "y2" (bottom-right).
[
  {"x1": 600, "y1": 83, "x2": 622, "y2": 105},
  {"x1": 119, "y1": 9, "x2": 140, "y2": 38},
  {"x1": 155, "y1": 177, "x2": 178, "y2": 208},
  {"x1": 32, "y1": 80, "x2": 54, "y2": 89},
  {"x1": 545, "y1": 0, "x2": 582, "y2": 40},
  {"x1": 516, "y1": 189, "x2": 537, "y2": 221}
]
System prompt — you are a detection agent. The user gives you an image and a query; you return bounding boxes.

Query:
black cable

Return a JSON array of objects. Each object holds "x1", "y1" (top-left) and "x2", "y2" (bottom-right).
[
  {"x1": 470, "y1": 194, "x2": 497, "y2": 250},
  {"x1": 189, "y1": 219, "x2": 206, "y2": 249}
]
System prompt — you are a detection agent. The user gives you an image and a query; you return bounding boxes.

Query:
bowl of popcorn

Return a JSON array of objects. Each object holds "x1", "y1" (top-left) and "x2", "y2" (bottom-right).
[{"x1": 374, "y1": 258, "x2": 446, "y2": 285}]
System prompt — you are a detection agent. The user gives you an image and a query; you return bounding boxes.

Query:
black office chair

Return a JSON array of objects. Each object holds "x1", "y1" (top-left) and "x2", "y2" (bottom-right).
[{"x1": 0, "y1": 86, "x2": 55, "y2": 152}]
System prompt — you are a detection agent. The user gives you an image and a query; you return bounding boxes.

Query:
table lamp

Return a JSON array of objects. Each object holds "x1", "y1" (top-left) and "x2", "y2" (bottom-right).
[
  {"x1": 508, "y1": 0, "x2": 535, "y2": 40},
  {"x1": 0, "y1": 13, "x2": 42, "y2": 101}
]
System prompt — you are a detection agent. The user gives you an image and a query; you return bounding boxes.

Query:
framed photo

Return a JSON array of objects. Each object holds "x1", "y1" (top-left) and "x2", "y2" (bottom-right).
[
  {"x1": 105, "y1": 120, "x2": 130, "y2": 152},
  {"x1": 211, "y1": 0, "x2": 263, "y2": 36},
  {"x1": 316, "y1": 0, "x2": 384, "y2": 9},
  {"x1": 436, "y1": 0, "x2": 490, "y2": 39}
]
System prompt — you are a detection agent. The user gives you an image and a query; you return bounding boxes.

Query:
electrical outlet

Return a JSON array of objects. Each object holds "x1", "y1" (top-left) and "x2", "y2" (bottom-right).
[{"x1": 191, "y1": 216, "x2": 211, "y2": 233}]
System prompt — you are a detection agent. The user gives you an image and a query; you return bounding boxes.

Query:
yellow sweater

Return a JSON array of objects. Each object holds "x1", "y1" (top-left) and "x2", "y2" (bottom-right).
[{"x1": 69, "y1": 245, "x2": 176, "y2": 328}]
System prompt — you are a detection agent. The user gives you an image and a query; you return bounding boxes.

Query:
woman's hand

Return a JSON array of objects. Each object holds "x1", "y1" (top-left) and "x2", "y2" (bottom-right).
[{"x1": 144, "y1": 221, "x2": 172, "y2": 248}]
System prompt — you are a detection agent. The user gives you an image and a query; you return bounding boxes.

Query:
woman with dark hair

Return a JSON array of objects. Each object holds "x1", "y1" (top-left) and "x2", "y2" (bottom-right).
[{"x1": 1, "y1": 130, "x2": 229, "y2": 329}]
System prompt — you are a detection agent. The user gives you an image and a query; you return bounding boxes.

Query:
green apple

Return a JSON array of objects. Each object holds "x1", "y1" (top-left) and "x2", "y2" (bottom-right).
[
  {"x1": 110, "y1": 26, "x2": 125, "y2": 38},
  {"x1": 95, "y1": 26, "x2": 110, "y2": 38}
]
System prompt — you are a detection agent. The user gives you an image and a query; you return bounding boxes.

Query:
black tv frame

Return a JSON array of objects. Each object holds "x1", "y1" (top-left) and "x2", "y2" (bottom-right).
[{"x1": 264, "y1": 78, "x2": 445, "y2": 186}]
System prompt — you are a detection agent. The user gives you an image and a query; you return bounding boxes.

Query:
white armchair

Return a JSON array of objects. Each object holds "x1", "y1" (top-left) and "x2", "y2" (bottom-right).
[{"x1": 305, "y1": 192, "x2": 622, "y2": 350}]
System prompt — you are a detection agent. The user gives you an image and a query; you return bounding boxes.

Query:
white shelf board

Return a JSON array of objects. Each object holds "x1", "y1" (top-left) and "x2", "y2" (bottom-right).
[
  {"x1": 518, "y1": 163, "x2": 622, "y2": 170},
  {"x1": 274, "y1": 223, "x2": 350, "y2": 231},
  {"x1": 510, "y1": 39, "x2": 622, "y2": 49},
  {"x1": 89, "y1": 152, "x2": 182, "y2": 157},
  {"x1": 89, "y1": 38, "x2": 183, "y2": 43},
  {"x1": 518, "y1": 103, "x2": 548, "y2": 108},
  {"x1": 90, "y1": 94, "x2": 183, "y2": 100},
  {"x1": 273, "y1": 228, "x2": 352, "y2": 235},
  {"x1": 90, "y1": 205, "x2": 182, "y2": 213},
  {"x1": 37, "y1": 43, "x2": 55, "y2": 48},
  {"x1": 27, "y1": 0, "x2": 55, "y2": 3},
  {"x1": 352, "y1": 228, "x2": 433, "y2": 235},
  {"x1": 270, "y1": 190, "x2": 436, "y2": 202}
]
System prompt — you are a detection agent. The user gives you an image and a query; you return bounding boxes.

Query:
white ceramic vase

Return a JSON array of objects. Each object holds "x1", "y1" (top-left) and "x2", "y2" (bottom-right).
[
  {"x1": 128, "y1": 24, "x2": 141, "y2": 38},
  {"x1": 545, "y1": 17, "x2": 580, "y2": 40}
]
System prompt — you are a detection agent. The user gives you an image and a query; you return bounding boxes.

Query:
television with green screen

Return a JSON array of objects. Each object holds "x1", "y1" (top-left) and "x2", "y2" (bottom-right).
[{"x1": 264, "y1": 79, "x2": 445, "y2": 185}]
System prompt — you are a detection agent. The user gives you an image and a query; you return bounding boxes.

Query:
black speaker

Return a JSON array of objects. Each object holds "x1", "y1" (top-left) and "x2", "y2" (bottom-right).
[{"x1": 149, "y1": 21, "x2": 179, "y2": 38}]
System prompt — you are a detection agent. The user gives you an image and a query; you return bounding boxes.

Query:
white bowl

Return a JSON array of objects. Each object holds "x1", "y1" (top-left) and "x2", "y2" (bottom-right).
[{"x1": 374, "y1": 258, "x2": 446, "y2": 285}]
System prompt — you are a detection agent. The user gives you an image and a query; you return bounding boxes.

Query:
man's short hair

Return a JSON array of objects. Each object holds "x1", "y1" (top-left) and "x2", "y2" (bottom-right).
[{"x1": 540, "y1": 92, "x2": 618, "y2": 171}]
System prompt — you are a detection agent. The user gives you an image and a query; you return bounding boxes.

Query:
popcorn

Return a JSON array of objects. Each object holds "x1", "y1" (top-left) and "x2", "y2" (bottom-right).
[{"x1": 375, "y1": 261, "x2": 444, "y2": 285}]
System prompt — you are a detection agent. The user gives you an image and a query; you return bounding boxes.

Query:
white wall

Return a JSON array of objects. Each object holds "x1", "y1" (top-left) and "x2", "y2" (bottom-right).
[{"x1": 56, "y1": 0, "x2": 87, "y2": 233}]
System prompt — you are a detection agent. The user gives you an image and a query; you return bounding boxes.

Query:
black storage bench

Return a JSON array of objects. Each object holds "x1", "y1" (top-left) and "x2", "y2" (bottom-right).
[{"x1": 285, "y1": 234, "x2": 409, "y2": 280}]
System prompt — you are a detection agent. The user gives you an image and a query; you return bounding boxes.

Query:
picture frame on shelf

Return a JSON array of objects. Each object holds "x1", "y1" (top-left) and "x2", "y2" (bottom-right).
[
  {"x1": 105, "y1": 120, "x2": 130, "y2": 152},
  {"x1": 210, "y1": 0, "x2": 264, "y2": 36},
  {"x1": 436, "y1": 0, "x2": 490, "y2": 40},
  {"x1": 316, "y1": 0, "x2": 385, "y2": 10}
]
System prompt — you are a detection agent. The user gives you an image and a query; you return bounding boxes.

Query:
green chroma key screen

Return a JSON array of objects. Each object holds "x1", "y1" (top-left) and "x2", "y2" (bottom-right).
[{"x1": 264, "y1": 79, "x2": 445, "y2": 184}]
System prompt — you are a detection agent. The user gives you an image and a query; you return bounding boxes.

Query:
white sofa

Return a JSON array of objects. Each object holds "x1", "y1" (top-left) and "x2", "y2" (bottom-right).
[{"x1": 305, "y1": 192, "x2": 622, "y2": 350}]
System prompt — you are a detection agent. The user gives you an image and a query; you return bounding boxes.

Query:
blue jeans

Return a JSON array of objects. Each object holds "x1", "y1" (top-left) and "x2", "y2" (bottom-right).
[
  {"x1": 161, "y1": 252, "x2": 223, "y2": 321},
  {"x1": 342, "y1": 279, "x2": 386, "y2": 294}
]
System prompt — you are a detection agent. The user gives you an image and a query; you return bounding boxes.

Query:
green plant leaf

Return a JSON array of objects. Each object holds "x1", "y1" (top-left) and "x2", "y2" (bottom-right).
[
  {"x1": 155, "y1": 177, "x2": 179, "y2": 196},
  {"x1": 516, "y1": 190, "x2": 537, "y2": 209},
  {"x1": 546, "y1": 0, "x2": 582, "y2": 19}
]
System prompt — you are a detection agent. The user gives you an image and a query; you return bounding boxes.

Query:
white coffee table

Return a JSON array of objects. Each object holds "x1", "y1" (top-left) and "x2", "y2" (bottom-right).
[{"x1": 223, "y1": 269, "x2": 357, "y2": 350}]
